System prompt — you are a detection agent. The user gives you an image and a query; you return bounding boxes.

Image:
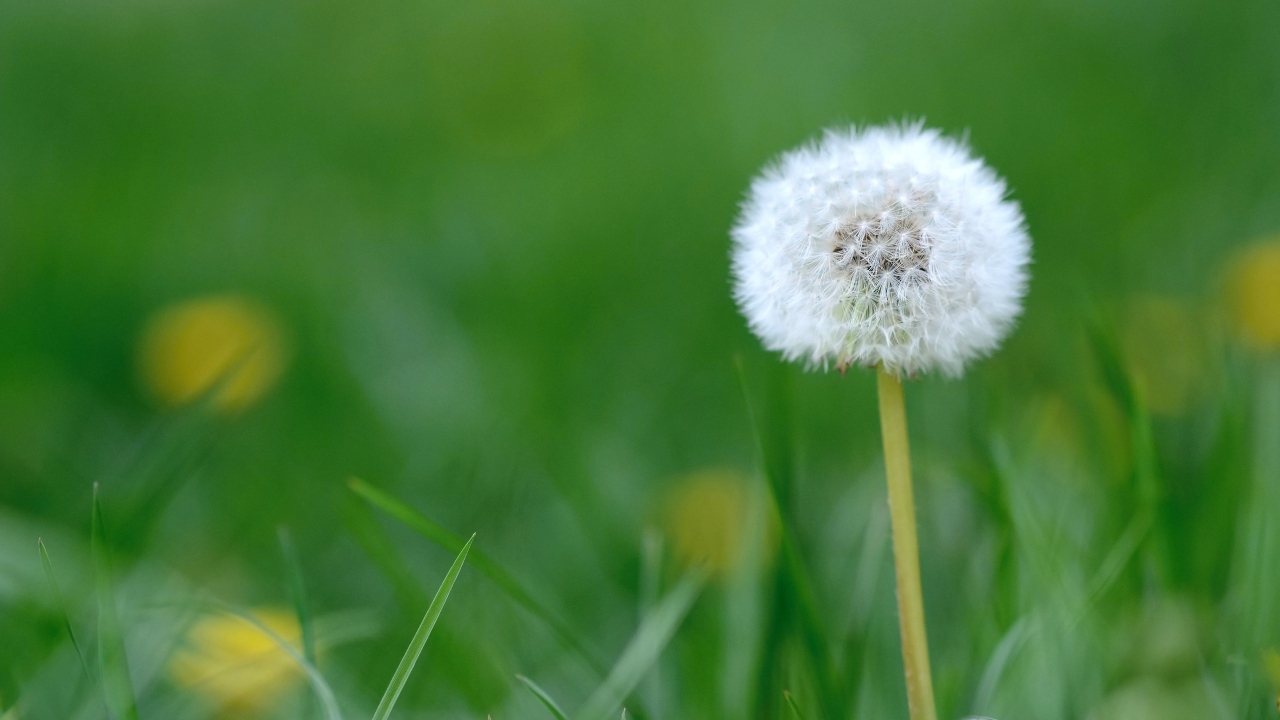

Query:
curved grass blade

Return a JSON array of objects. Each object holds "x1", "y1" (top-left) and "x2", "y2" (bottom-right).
[
  {"x1": 91, "y1": 485, "x2": 139, "y2": 720},
  {"x1": 202, "y1": 600, "x2": 343, "y2": 720},
  {"x1": 39, "y1": 539, "x2": 94, "y2": 685},
  {"x1": 348, "y1": 478, "x2": 603, "y2": 673},
  {"x1": 972, "y1": 616, "x2": 1032, "y2": 712},
  {"x1": 783, "y1": 691, "x2": 808, "y2": 720},
  {"x1": 344, "y1": 496, "x2": 431, "y2": 610},
  {"x1": 575, "y1": 571, "x2": 705, "y2": 720},
  {"x1": 1086, "y1": 511, "x2": 1152, "y2": 606},
  {"x1": 278, "y1": 526, "x2": 317, "y2": 665},
  {"x1": 371, "y1": 533, "x2": 474, "y2": 720},
  {"x1": 517, "y1": 674, "x2": 570, "y2": 720}
]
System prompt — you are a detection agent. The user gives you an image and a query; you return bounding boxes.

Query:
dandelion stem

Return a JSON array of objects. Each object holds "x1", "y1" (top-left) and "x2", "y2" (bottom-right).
[{"x1": 876, "y1": 366, "x2": 937, "y2": 720}]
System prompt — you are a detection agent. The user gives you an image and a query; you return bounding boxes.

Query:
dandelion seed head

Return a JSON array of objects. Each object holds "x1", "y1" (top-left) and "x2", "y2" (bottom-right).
[{"x1": 731, "y1": 123, "x2": 1031, "y2": 377}]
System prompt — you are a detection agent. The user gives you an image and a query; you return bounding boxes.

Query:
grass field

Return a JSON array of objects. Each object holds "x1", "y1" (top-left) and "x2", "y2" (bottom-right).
[{"x1": 3, "y1": 0, "x2": 1280, "y2": 718}]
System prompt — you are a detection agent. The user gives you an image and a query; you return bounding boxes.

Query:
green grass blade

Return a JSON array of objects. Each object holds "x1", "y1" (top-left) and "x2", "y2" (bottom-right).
[
  {"x1": 371, "y1": 533, "x2": 474, "y2": 720},
  {"x1": 278, "y1": 526, "x2": 318, "y2": 665},
  {"x1": 575, "y1": 571, "x2": 705, "y2": 720},
  {"x1": 344, "y1": 496, "x2": 432, "y2": 610},
  {"x1": 91, "y1": 484, "x2": 140, "y2": 720},
  {"x1": 204, "y1": 600, "x2": 343, "y2": 720},
  {"x1": 637, "y1": 530, "x2": 664, "y2": 715},
  {"x1": 517, "y1": 674, "x2": 571, "y2": 720},
  {"x1": 348, "y1": 478, "x2": 604, "y2": 673},
  {"x1": 733, "y1": 357, "x2": 842, "y2": 718},
  {"x1": 972, "y1": 616, "x2": 1033, "y2": 712},
  {"x1": 783, "y1": 691, "x2": 808, "y2": 720},
  {"x1": 345, "y1": 501, "x2": 514, "y2": 709},
  {"x1": 38, "y1": 539, "x2": 94, "y2": 685},
  {"x1": 1086, "y1": 511, "x2": 1153, "y2": 606}
]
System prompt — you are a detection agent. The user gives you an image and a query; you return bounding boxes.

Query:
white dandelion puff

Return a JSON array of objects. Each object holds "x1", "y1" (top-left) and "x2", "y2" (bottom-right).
[{"x1": 730, "y1": 123, "x2": 1031, "y2": 377}]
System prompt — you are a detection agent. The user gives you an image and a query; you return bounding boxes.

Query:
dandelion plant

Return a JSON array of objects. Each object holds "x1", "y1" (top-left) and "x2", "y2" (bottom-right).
[{"x1": 731, "y1": 123, "x2": 1031, "y2": 720}]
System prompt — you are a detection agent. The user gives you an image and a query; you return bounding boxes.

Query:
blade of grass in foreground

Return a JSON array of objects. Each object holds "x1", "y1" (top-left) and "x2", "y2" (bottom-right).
[
  {"x1": 91, "y1": 485, "x2": 140, "y2": 720},
  {"x1": 39, "y1": 539, "x2": 94, "y2": 685},
  {"x1": 783, "y1": 691, "x2": 809, "y2": 720},
  {"x1": 345, "y1": 502, "x2": 513, "y2": 710},
  {"x1": 517, "y1": 674, "x2": 571, "y2": 720},
  {"x1": 575, "y1": 571, "x2": 705, "y2": 720},
  {"x1": 348, "y1": 478, "x2": 604, "y2": 673},
  {"x1": 371, "y1": 533, "x2": 474, "y2": 720},
  {"x1": 278, "y1": 526, "x2": 318, "y2": 665}
]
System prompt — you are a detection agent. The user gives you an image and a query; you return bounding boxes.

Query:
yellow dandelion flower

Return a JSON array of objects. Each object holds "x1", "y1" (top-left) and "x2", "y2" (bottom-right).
[
  {"x1": 139, "y1": 296, "x2": 285, "y2": 412},
  {"x1": 1265, "y1": 650, "x2": 1280, "y2": 710},
  {"x1": 664, "y1": 469, "x2": 773, "y2": 577},
  {"x1": 1121, "y1": 295, "x2": 1213, "y2": 417},
  {"x1": 1226, "y1": 240, "x2": 1280, "y2": 352},
  {"x1": 169, "y1": 609, "x2": 303, "y2": 715}
]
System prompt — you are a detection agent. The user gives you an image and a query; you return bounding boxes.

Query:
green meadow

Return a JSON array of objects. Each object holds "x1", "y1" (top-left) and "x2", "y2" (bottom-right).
[{"x1": 2, "y1": 0, "x2": 1280, "y2": 718}]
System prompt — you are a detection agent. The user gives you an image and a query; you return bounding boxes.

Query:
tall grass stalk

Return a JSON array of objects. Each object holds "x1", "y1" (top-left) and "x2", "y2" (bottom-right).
[
  {"x1": 278, "y1": 526, "x2": 318, "y2": 665},
  {"x1": 38, "y1": 539, "x2": 94, "y2": 685},
  {"x1": 91, "y1": 485, "x2": 140, "y2": 720}
]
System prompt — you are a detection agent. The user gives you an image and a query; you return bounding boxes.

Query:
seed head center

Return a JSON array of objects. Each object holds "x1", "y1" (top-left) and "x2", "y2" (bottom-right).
[{"x1": 832, "y1": 208, "x2": 932, "y2": 285}]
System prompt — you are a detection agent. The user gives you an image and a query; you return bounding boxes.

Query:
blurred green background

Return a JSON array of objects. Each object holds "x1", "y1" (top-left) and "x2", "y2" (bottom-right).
[{"x1": 3, "y1": 0, "x2": 1280, "y2": 717}]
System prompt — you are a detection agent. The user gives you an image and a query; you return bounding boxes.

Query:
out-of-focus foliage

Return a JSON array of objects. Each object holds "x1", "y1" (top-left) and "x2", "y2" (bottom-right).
[
  {"x1": 1119, "y1": 295, "x2": 1216, "y2": 417},
  {"x1": 2, "y1": 0, "x2": 1280, "y2": 717}
]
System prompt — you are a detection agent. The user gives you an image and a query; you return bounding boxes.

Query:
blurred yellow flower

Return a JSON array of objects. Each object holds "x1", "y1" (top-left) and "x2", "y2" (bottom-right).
[
  {"x1": 1226, "y1": 240, "x2": 1280, "y2": 352},
  {"x1": 1121, "y1": 295, "x2": 1213, "y2": 417},
  {"x1": 139, "y1": 296, "x2": 285, "y2": 412},
  {"x1": 169, "y1": 609, "x2": 303, "y2": 715},
  {"x1": 1265, "y1": 650, "x2": 1280, "y2": 707},
  {"x1": 664, "y1": 469, "x2": 772, "y2": 577}
]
